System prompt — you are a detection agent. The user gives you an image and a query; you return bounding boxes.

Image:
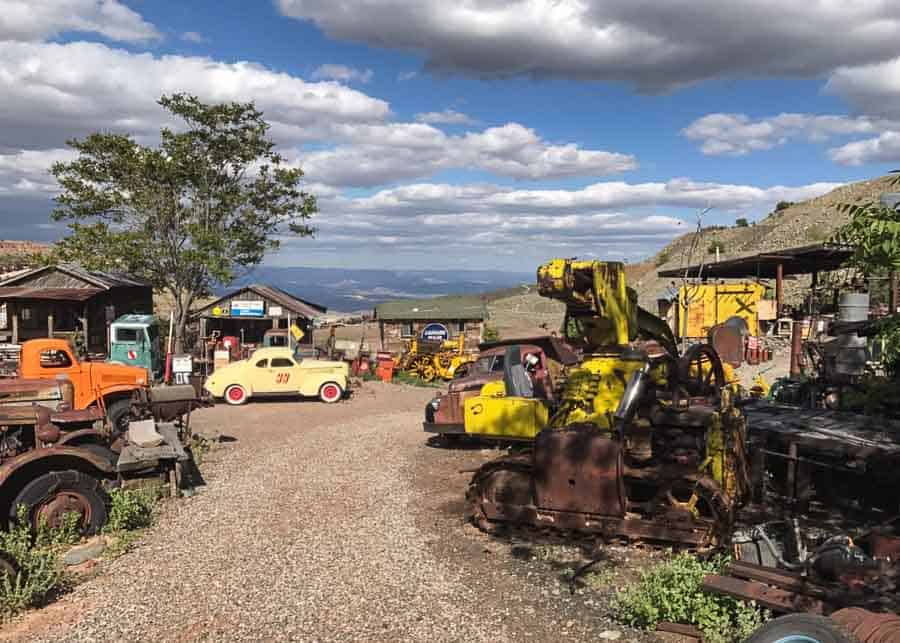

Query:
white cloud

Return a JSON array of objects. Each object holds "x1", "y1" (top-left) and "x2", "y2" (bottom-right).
[
  {"x1": 311, "y1": 64, "x2": 374, "y2": 84},
  {"x1": 682, "y1": 112, "x2": 899, "y2": 156},
  {"x1": 827, "y1": 57, "x2": 900, "y2": 119},
  {"x1": 277, "y1": 1, "x2": 900, "y2": 90},
  {"x1": 180, "y1": 31, "x2": 209, "y2": 44},
  {"x1": 0, "y1": 148, "x2": 77, "y2": 197},
  {"x1": 297, "y1": 122, "x2": 637, "y2": 186},
  {"x1": 0, "y1": 40, "x2": 390, "y2": 149},
  {"x1": 415, "y1": 109, "x2": 475, "y2": 125},
  {"x1": 0, "y1": 0, "x2": 160, "y2": 42},
  {"x1": 829, "y1": 131, "x2": 900, "y2": 166}
]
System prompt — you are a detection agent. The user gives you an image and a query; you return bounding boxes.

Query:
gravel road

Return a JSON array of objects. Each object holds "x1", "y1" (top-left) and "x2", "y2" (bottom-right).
[{"x1": 2, "y1": 382, "x2": 650, "y2": 642}]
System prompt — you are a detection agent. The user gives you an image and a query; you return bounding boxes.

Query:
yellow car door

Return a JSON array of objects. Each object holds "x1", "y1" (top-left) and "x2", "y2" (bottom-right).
[{"x1": 267, "y1": 355, "x2": 300, "y2": 393}]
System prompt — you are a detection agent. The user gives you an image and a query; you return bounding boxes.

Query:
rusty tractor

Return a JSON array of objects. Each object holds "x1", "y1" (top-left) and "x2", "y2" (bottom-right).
[{"x1": 465, "y1": 259, "x2": 750, "y2": 548}]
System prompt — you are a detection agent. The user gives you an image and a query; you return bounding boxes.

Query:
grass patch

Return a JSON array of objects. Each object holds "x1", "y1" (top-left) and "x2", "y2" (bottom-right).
[
  {"x1": 103, "y1": 487, "x2": 160, "y2": 534},
  {"x1": 391, "y1": 371, "x2": 444, "y2": 387},
  {"x1": 613, "y1": 553, "x2": 767, "y2": 643}
]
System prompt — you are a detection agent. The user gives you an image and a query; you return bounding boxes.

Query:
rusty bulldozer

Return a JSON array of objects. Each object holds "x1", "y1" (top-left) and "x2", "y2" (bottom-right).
[
  {"x1": 396, "y1": 335, "x2": 475, "y2": 382},
  {"x1": 466, "y1": 259, "x2": 750, "y2": 548}
]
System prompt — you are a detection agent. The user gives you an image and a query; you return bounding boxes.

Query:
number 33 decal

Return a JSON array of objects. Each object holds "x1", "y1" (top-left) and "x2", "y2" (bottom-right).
[{"x1": 276, "y1": 372, "x2": 291, "y2": 384}]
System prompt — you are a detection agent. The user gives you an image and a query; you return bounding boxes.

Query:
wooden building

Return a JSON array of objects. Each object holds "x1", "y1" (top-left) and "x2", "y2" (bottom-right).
[
  {"x1": 374, "y1": 295, "x2": 487, "y2": 353},
  {"x1": 0, "y1": 264, "x2": 152, "y2": 353},
  {"x1": 193, "y1": 284, "x2": 326, "y2": 347}
]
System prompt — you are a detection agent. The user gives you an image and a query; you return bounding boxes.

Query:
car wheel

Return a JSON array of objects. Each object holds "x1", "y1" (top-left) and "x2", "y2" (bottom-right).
[
  {"x1": 224, "y1": 384, "x2": 249, "y2": 406},
  {"x1": 745, "y1": 614, "x2": 853, "y2": 643},
  {"x1": 318, "y1": 382, "x2": 344, "y2": 403},
  {"x1": 10, "y1": 470, "x2": 109, "y2": 535}
]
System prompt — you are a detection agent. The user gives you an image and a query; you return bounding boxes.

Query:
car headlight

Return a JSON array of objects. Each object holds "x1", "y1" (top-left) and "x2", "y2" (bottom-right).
[{"x1": 429, "y1": 397, "x2": 441, "y2": 410}]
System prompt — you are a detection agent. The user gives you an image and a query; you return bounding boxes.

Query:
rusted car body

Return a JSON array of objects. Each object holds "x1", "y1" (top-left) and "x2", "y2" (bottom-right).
[
  {"x1": 0, "y1": 377, "x2": 204, "y2": 534},
  {"x1": 423, "y1": 336, "x2": 579, "y2": 438}
]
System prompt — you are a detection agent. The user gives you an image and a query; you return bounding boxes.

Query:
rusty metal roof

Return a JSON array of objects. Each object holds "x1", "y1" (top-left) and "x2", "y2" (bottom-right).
[
  {"x1": 656, "y1": 243, "x2": 854, "y2": 280},
  {"x1": 0, "y1": 263, "x2": 149, "y2": 290},
  {"x1": 0, "y1": 286, "x2": 102, "y2": 301}
]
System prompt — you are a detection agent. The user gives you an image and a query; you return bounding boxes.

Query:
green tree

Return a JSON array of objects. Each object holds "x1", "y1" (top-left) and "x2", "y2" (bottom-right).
[
  {"x1": 50, "y1": 94, "x2": 316, "y2": 350},
  {"x1": 734, "y1": 217, "x2": 749, "y2": 228},
  {"x1": 834, "y1": 200, "x2": 900, "y2": 273}
]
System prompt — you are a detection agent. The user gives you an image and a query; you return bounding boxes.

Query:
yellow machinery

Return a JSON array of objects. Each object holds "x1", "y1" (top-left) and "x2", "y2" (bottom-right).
[
  {"x1": 676, "y1": 282, "x2": 767, "y2": 339},
  {"x1": 466, "y1": 259, "x2": 750, "y2": 548},
  {"x1": 396, "y1": 335, "x2": 475, "y2": 382}
]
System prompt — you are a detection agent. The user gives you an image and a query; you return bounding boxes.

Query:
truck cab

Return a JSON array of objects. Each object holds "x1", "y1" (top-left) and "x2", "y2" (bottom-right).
[
  {"x1": 110, "y1": 315, "x2": 163, "y2": 379},
  {"x1": 18, "y1": 338, "x2": 150, "y2": 432}
]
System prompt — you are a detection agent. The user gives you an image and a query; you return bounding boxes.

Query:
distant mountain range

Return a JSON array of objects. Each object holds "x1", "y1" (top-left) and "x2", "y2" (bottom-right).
[{"x1": 226, "y1": 266, "x2": 534, "y2": 312}]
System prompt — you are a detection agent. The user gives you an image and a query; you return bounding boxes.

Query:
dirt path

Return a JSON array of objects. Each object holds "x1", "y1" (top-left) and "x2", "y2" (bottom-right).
[{"x1": 2, "y1": 382, "x2": 649, "y2": 642}]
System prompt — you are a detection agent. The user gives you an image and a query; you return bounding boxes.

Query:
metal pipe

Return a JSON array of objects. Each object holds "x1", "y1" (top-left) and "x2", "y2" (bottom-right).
[{"x1": 789, "y1": 317, "x2": 803, "y2": 376}]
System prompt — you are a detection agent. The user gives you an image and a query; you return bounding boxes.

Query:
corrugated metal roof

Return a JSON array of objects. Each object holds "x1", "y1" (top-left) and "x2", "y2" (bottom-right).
[
  {"x1": 0, "y1": 286, "x2": 102, "y2": 301},
  {"x1": 194, "y1": 284, "x2": 327, "y2": 319},
  {"x1": 0, "y1": 263, "x2": 150, "y2": 290},
  {"x1": 375, "y1": 295, "x2": 487, "y2": 321}
]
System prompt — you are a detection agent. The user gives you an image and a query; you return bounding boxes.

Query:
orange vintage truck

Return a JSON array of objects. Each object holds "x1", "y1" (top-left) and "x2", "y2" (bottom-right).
[{"x1": 16, "y1": 339, "x2": 150, "y2": 432}]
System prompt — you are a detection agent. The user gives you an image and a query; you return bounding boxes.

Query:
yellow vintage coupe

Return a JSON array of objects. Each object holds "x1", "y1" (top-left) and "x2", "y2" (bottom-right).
[{"x1": 203, "y1": 347, "x2": 349, "y2": 405}]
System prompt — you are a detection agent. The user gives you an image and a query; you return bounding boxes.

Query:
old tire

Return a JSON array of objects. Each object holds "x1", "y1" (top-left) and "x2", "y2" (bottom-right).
[
  {"x1": 318, "y1": 382, "x2": 344, "y2": 404},
  {"x1": 746, "y1": 614, "x2": 852, "y2": 643},
  {"x1": 106, "y1": 398, "x2": 132, "y2": 435},
  {"x1": 10, "y1": 470, "x2": 109, "y2": 535},
  {"x1": 224, "y1": 384, "x2": 249, "y2": 406}
]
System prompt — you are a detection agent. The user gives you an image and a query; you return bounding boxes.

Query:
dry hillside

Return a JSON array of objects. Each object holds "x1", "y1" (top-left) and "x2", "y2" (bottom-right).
[{"x1": 487, "y1": 175, "x2": 896, "y2": 338}]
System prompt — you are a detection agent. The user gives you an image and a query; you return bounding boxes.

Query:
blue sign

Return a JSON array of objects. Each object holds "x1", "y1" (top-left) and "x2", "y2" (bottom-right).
[
  {"x1": 230, "y1": 300, "x2": 265, "y2": 317},
  {"x1": 421, "y1": 323, "x2": 449, "y2": 341}
]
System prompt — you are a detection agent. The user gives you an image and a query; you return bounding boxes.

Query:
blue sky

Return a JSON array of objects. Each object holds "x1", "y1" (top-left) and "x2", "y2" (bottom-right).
[{"x1": 2, "y1": 0, "x2": 900, "y2": 271}]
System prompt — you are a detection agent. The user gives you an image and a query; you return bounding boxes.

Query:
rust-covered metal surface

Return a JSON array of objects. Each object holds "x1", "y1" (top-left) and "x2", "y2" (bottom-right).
[
  {"x1": 532, "y1": 429, "x2": 625, "y2": 516},
  {"x1": 831, "y1": 608, "x2": 900, "y2": 643}
]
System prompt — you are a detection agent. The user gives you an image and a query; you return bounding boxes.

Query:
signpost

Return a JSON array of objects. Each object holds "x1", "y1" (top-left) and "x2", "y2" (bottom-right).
[{"x1": 421, "y1": 323, "x2": 449, "y2": 341}]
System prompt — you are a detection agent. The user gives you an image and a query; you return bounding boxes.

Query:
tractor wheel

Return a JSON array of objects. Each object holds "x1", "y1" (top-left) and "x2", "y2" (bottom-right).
[
  {"x1": 745, "y1": 614, "x2": 852, "y2": 643},
  {"x1": 10, "y1": 470, "x2": 109, "y2": 535},
  {"x1": 106, "y1": 398, "x2": 132, "y2": 435},
  {"x1": 224, "y1": 384, "x2": 249, "y2": 406},
  {"x1": 318, "y1": 382, "x2": 344, "y2": 404},
  {"x1": 0, "y1": 555, "x2": 16, "y2": 580},
  {"x1": 420, "y1": 364, "x2": 437, "y2": 382}
]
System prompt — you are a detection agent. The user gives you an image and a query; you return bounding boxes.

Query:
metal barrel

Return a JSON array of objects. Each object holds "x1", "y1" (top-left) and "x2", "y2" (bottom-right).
[{"x1": 838, "y1": 292, "x2": 870, "y2": 322}]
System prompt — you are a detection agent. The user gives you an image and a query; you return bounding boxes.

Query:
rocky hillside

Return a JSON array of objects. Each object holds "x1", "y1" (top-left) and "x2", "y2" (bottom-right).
[
  {"x1": 488, "y1": 175, "x2": 896, "y2": 337},
  {"x1": 631, "y1": 175, "x2": 897, "y2": 308}
]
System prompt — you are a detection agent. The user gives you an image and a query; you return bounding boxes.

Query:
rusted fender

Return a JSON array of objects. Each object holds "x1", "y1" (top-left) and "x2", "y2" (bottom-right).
[
  {"x1": 831, "y1": 608, "x2": 900, "y2": 643},
  {"x1": 0, "y1": 445, "x2": 116, "y2": 487}
]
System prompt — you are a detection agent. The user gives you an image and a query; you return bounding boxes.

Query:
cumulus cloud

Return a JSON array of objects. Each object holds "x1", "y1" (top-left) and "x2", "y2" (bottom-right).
[
  {"x1": 311, "y1": 63, "x2": 374, "y2": 84},
  {"x1": 415, "y1": 109, "x2": 475, "y2": 125},
  {"x1": 827, "y1": 57, "x2": 900, "y2": 119},
  {"x1": 0, "y1": 40, "x2": 390, "y2": 150},
  {"x1": 297, "y1": 122, "x2": 637, "y2": 186},
  {"x1": 829, "y1": 131, "x2": 900, "y2": 165},
  {"x1": 682, "y1": 112, "x2": 898, "y2": 156},
  {"x1": 0, "y1": 0, "x2": 160, "y2": 42},
  {"x1": 277, "y1": 0, "x2": 900, "y2": 90},
  {"x1": 0, "y1": 148, "x2": 76, "y2": 197}
]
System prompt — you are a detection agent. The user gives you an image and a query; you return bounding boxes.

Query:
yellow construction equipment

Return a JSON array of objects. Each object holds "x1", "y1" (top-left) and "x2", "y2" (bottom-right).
[
  {"x1": 676, "y1": 282, "x2": 767, "y2": 339},
  {"x1": 396, "y1": 334, "x2": 475, "y2": 381},
  {"x1": 465, "y1": 259, "x2": 750, "y2": 548}
]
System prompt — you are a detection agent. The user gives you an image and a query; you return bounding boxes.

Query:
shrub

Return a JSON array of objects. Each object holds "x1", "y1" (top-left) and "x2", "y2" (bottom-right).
[
  {"x1": 735, "y1": 218, "x2": 749, "y2": 228},
  {"x1": 0, "y1": 507, "x2": 64, "y2": 619},
  {"x1": 775, "y1": 200, "x2": 794, "y2": 212},
  {"x1": 654, "y1": 250, "x2": 671, "y2": 267},
  {"x1": 614, "y1": 553, "x2": 767, "y2": 643},
  {"x1": 707, "y1": 240, "x2": 726, "y2": 255},
  {"x1": 103, "y1": 487, "x2": 159, "y2": 533},
  {"x1": 482, "y1": 325, "x2": 500, "y2": 342}
]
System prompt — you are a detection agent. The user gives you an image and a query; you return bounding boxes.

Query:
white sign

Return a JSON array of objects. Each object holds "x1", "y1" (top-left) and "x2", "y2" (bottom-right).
[
  {"x1": 172, "y1": 354, "x2": 193, "y2": 373},
  {"x1": 230, "y1": 300, "x2": 265, "y2": 317},
  {"x1": 269, "y1": 306, "x2": 283, "y2": 317}
]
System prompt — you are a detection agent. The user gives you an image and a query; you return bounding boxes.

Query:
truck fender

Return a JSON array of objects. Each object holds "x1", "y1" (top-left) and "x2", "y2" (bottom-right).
[
  {"x1": 0, "y1": 446, "x2": 117, "y2": 525},
  {"x1": 85, "y1": 385, "x2": 143, "y2": 409},
  {"x1": 56, "y1": 429, "x2": 109, "y2": 448}
]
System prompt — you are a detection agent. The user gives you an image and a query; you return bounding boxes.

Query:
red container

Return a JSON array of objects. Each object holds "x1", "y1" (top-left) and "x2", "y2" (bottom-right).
[{"x1": 745, "y1": 336, "x2": 760, "y2": 365}]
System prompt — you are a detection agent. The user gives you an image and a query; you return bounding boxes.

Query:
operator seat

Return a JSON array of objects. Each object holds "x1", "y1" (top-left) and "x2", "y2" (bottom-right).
[{"x1": 503, "y1": 345, "x2": 534, "y2": 398}]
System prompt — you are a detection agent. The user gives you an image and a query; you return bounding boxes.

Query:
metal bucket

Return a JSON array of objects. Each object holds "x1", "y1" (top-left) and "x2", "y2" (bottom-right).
[{"x1": 838, "y1": 292, "x2": 870, "y2": 322}]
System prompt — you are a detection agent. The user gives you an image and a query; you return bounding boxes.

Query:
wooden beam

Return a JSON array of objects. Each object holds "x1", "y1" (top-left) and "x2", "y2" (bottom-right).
[{"x1": 775, "y1": 262, "x2": 784, "y2": 317}]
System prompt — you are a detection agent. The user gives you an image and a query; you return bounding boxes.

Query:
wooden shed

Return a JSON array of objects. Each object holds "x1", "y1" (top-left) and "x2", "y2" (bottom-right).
[
  {"x1": 0, "y1": 263, "x2": 152, "y2": 353},
  {"x1": 374, "y1": 295, "x2": 487, "y2": 353},
  {"x1": 193, "y1": 284, "x2": 326, "y2": 347}
]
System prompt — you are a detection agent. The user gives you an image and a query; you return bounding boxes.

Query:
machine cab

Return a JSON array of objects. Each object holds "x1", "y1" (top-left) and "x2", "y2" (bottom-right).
[{"x1": 109, "y1": 314, "x2": 162, "y2": 379}]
